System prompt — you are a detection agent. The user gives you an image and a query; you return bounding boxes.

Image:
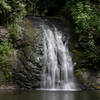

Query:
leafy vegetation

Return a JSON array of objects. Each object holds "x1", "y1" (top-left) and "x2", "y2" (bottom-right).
[
  {"x1": 0, "y1": 0, "x2": 26, "y2": 40},
  {"x1": 0, "y1": 0, "x2": 26, "y2": 82},
  {"x1": 0, "y1": 41, "x2": 13, "y2": 81},
  {"x1": 64, "y1": 0, "x2": 100, "y2": 70}
]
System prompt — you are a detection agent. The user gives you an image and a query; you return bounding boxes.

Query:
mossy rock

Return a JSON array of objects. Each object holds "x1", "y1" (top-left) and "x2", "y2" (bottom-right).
[
  {"x1": 0, "y1": 71, "x2": 6, "y2": 85},
  {"x1": 72, "y1": 49, "x2": 85, "y2": 67},
  {"x1": 16, "y1": 50, "x2": 26, "y2": 66},
  {"x1": 22, "y1": 18, "x2": 37, "y2": 46},
  {"x1": 24, "y1": 46, "x2": 33, "y2": 59},
  {"x1": 75, "y1": 70, "x2": 83, "y2": 77},
  {"x1": 75, "y1": 69, "x2": 90, "y2": 82},
  {"x1": 92, "y1": 83, "x2": 100, "y2": 89},
  {"x1": 92, "y1": 77, "x2": 100, "y2": 89},
  {"x1": 72, "y1": 50, "x2": 83, "y2": 61}
]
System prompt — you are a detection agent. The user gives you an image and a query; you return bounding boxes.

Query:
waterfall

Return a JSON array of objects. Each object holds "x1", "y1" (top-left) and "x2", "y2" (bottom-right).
[{"x1": 40, "y1": 23, "x2": 77, "y2": 91}]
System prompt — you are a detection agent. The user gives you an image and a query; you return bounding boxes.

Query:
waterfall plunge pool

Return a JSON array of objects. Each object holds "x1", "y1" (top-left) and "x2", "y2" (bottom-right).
[{"x1": 0, "y1": 90, "x2": 100, "y2": 100}]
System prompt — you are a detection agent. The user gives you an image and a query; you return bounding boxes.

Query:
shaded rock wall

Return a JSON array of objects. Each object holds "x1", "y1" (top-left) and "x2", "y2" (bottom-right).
[{"x1": 12, "y1": 17, "x2": 44, "y2": 89}]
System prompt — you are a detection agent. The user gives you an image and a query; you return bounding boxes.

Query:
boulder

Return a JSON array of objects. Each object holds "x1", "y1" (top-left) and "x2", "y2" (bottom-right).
[{"x1": 0, "y1": 26, "x2": 10, "y2": 42}]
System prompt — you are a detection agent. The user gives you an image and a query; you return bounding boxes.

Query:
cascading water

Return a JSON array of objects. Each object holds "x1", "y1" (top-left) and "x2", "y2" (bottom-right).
[{"x1": 40, "y1": 23, "x2": 77, "y2": 91}]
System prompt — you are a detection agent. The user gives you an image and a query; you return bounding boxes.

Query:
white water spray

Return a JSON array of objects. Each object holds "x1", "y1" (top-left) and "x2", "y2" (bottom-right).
[{"x1": 40, "y1": 24, "x2": 77, "y2": 91}]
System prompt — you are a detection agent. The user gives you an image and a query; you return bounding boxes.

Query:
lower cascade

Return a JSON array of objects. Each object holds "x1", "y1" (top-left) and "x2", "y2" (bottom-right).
[{"x1": 40, "y1": 23, "x2": 77, "y2": 91}]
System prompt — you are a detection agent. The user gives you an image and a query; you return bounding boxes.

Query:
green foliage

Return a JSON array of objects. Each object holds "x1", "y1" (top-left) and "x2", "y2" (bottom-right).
[
  {"x1": 65, "y1": 1, "x2": 98, "y2": 35},
  {"x1": 0, "y1": 0, "x2": 11, "y2": 10},
  {"x1": 9, "y1": 1, "x2": 27, "y2": 40},
  {"x1": 0, "y1": 0, "x2": 26, "y2": 40},
  {"x1": 10, "y1": 23, "x2": 21, "y2": 40},
  {"x1": 84, "y1": 50, "x2": 96, "y2": 63},
  {"x1": 25, "y1": 0, "x2": 39, "y2": 16},
  {"x1": 64, "y1": 0, "x2": 100, "y2": 70},
  {"x1": 0, "y1": 0, "x2": 11, "y2": 24},
  {"x1": 0, "y1": 0, "x2": 26, "y2": 23},
  {"x1": 0, "y1": 41, "x2": 13, "y2": 81}
]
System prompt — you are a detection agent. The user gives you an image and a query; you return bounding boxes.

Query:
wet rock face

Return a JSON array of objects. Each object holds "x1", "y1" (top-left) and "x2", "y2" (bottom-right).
[
  {"x1": 0, "y1": 26, "x2": 10, "y2": 42},
  {"x1": 12, "y1": 17, "x2": 44, "y2": 89}
]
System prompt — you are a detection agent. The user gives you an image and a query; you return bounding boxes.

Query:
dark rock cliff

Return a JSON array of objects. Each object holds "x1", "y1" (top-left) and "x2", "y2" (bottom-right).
[{"x1": 12, "y1": 17, "x2": 44, "y2": 89}]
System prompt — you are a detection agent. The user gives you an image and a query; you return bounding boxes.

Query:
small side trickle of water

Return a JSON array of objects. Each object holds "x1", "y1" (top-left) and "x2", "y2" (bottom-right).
[{"x1": 40, "y1": 24, "x2": 77, "y2": 91}]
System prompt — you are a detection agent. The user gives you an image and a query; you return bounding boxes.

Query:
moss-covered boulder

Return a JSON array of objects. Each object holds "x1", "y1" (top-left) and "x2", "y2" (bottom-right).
[{"x1": 75, "y1": 69, "x2": 100, "y2": 90}]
